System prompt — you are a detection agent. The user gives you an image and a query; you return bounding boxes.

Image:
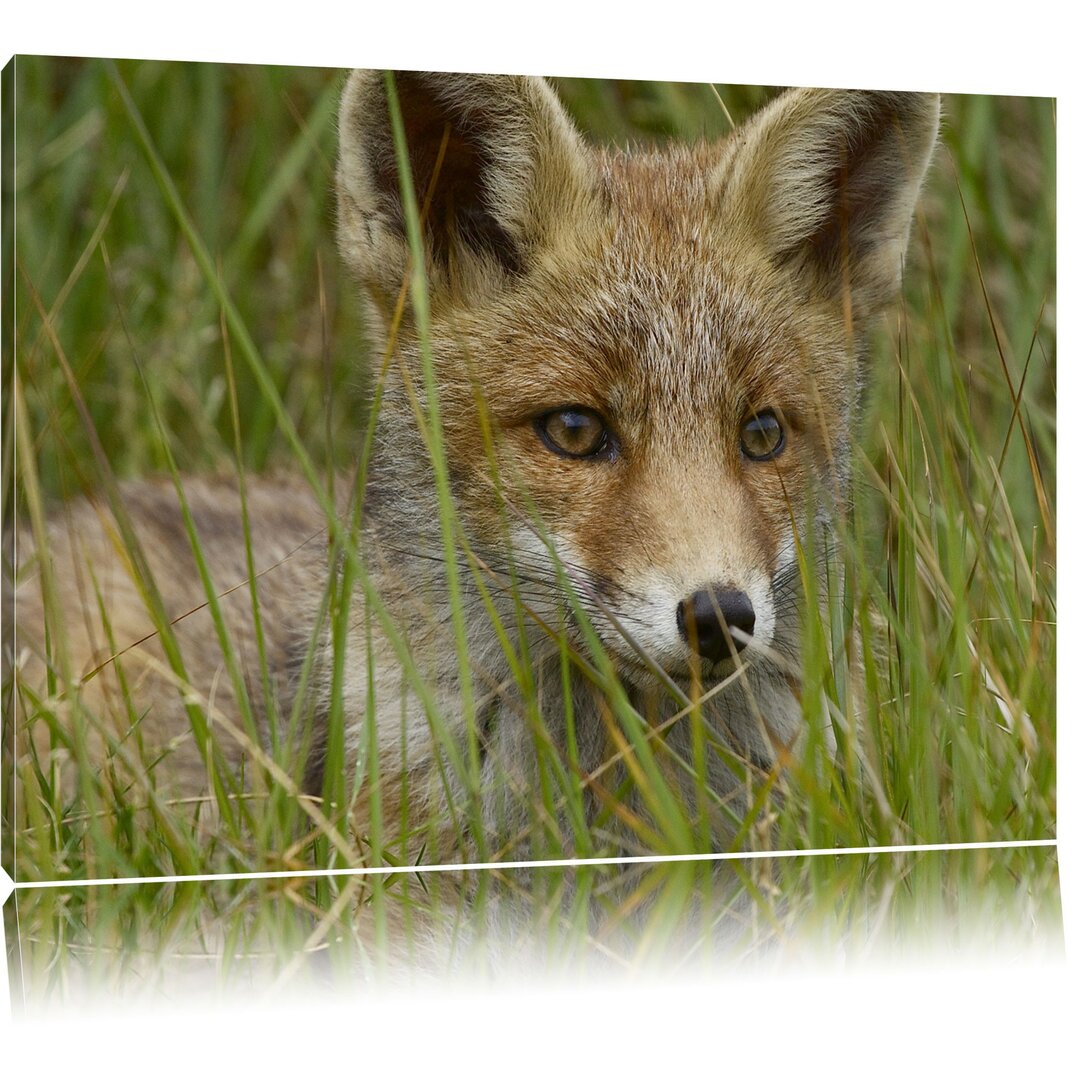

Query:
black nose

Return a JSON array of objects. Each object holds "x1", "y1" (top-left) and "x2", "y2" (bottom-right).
[{"x1": 676, "y1": 586, "x2": 756, "y2": 663}]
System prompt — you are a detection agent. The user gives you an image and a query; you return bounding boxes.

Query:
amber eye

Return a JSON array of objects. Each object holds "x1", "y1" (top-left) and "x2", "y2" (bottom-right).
[
  {"x1": 536, "y1": 408, "x2": 611, "y2": 459},
  {"x1": 740, "y1": 410, "x2": 785, "y2": 461}
]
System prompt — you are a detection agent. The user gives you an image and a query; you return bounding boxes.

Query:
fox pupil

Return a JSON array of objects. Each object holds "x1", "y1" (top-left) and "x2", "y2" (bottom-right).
[
  {"x1": 740, "y1": 411, "x2": 785, "y2": 461},
  {"x1": 538, "y1": 408, "x2": 609, "y2": 458}
]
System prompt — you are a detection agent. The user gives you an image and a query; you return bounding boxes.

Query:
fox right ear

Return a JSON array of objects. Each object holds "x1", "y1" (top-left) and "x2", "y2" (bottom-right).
[
  {"x1": 336, "y1": 70, "x2": 590, "y2": 320},
  {"x1": 719, "y1": 88, "x2": 940, "y2": 326}
]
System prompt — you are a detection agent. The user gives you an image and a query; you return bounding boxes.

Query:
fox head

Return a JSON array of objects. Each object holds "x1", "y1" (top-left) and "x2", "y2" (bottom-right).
[{"x1": 336, "y1": 71, "x2": 939, "y2": 683}]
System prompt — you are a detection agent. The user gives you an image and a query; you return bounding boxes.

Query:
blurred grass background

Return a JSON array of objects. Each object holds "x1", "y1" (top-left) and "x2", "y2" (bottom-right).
[{"x1": 2, "y1": 58, "x2": 1057, "y2": 995}]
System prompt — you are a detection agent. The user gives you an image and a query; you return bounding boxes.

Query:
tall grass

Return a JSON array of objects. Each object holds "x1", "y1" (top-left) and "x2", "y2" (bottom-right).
[{"x1": 2, "y1": 60, "x2": 1057, "y2": 995}]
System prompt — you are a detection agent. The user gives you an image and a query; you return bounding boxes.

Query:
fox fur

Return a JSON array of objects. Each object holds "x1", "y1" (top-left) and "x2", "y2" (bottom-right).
[{"x1": 10, "y1": 72, "x2": 939, "y2": 871}]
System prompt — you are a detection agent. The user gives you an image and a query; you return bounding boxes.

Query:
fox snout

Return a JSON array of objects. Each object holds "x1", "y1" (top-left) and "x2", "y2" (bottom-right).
[{"x1": 676, "y1": 586, "x2": 756, "y2": 664}]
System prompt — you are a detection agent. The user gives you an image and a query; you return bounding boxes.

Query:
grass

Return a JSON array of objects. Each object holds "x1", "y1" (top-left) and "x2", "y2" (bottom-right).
[{"x1": 2, "y1": 59, "x2": 1058, "y2": 996}]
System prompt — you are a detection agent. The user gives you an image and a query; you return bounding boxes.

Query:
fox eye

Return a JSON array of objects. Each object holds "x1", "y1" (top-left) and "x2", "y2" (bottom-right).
[
  {"x1": 740, "y1": 410, "x2": 785, "y2": 461},
  {"x1": 537, "y1": 408, "x2": 611, "y2": 459}
]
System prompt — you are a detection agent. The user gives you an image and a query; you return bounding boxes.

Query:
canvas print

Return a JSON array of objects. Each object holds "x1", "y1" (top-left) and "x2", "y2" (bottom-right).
[{"x1": 1, "y1": 58, "x2": 1058, "y2": 996}]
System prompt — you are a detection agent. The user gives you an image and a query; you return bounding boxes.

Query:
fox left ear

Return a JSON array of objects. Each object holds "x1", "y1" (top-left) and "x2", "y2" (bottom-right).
[
  {"x1": 719, "y1": 89, "x2": 940, "y2": 323},
  {"x1": 336, "y1": 70, "x2": 591, "y2": 322}
]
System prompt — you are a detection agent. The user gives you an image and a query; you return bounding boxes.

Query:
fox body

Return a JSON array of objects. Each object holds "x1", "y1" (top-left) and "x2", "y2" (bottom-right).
[{"x1": 12, "y1": 73, "x2": 939, "y2": 867}]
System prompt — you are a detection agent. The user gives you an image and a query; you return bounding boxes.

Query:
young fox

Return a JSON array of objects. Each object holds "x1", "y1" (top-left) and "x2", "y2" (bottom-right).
[{"x1": 12, "y1": 72, "x2": 939, "y2": 867}]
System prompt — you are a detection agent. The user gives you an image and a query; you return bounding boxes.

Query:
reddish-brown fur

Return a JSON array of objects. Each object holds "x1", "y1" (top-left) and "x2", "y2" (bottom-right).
[{"x1": 11, "y1": 73, "x2": 939, "y2": 872}]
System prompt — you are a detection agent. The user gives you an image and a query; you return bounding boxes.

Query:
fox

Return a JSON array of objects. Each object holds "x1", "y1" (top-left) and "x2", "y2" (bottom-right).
[{"x1": 9, "y1": 71, "x2": 939, "y2": 878}]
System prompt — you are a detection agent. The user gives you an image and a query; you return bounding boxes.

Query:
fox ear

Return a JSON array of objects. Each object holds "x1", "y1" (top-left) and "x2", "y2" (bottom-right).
[
  {"x1": 337, "y1": 70, "x2": 590, "y2": 316},
  {"x1": 720, "y1": 89, "x2": 939, "y2": 321}
]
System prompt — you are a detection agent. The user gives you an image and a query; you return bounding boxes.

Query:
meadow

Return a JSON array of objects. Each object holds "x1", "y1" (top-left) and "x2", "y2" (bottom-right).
[{"x1": 2, "y1": 59, "x2": 1058, "y2": 995}]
